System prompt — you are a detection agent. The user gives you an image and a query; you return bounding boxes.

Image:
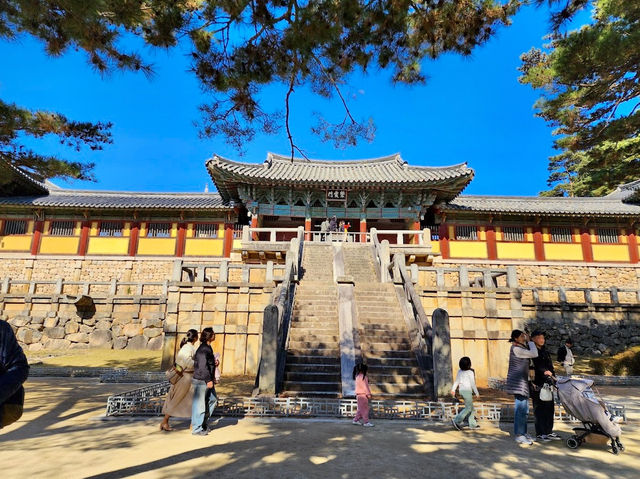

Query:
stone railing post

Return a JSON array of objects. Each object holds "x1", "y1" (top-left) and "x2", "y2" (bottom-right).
[
  {"x1": 506, "y1": 266, "x2": 518, "y2": 288},
  {"x1": 266, "y1": 261, "x2": 274, "y2": 282},
  {"x1": 242, "y1": 225, "x2": 250, "y2": 242},
  {"x1": 459, "y1": 265, "x2": 469, "y2": 288},
  {"x1": 258, "y1": 304, "x2": 279, "y2": 395},
  {"x1": 219, "y1": 260, "x2": 229, "y2": 282},
  {"x1": 1, "y1": 277, "x2": 10, "y2": 294},
  {"x1": 610, "y1": 286, "x2": 619, "y2": 304},
  {"x1": 171, "y1": 259, "x2": 183, "y2": 281},
  {"x1": 270, "y1": 229, "x2": 276, "y2": 242},
  {"x1": 558, "y1": 287, "x2": 567, "y2": 303},
  {"x1": 432, "y1": 308, "x2": 453, "y2": 400},
  {"x1": 584, "y1": 289, "x2": 592, "y2": 304}
]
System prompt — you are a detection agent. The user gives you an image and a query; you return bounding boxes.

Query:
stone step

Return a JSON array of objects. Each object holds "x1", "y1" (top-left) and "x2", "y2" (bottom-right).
[
  {"x1": 369, "y1": 383, "x2": 426, "y2": 395},
  {"x1": 284, "y1": 371, "x2": 341, "y2": 382},
  {"x1": 366, "y1": 374, "x2": 423, "y2": 385},
  {"x1": 365, "y1": 365, "x2": 422, "y2": 375},
  {"x1": 364, "y1": 348, "x2": 413, "y2": 356},
  {"x1": 288, "y1": 340, "x2": 339, "y2": 350},
  {"x1": 285, "y1": 363, "x2": 342, "y2": 373},
  {"x1": 366, "y1": 357, "x2": 417, "y2": 367},
  {"x1": 290, "y1": 319, "x2": 338, "y2": 328},
  {"x1": 281, "y1": 390, "x2": 342, "y2": 398},
  {"x1": 287, "y1": 333, "x2": 340, "y2": 342},
  {"x1": 365, "y1": 342, "x2": 412, "y2": 351},
  {"x1": 283, "y1": 382, "x2": 341, "y2": 393},
  {"x1": 289, "y1": 323, "x2": 338, "y2": 332},
  {"x1": 285, "y1": 354, "x2": 341, "y2": 365},
  {"x1": 287, "y1": 347, "x2": 339, "y2": 356}
]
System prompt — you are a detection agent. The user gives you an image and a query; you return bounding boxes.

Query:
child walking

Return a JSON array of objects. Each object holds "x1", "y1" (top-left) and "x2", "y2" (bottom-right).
[
  {"x1": 352, "y1": 363, "x2": 374, "y2": 427},
  {"x1": 450, "y1": 356, "x2": 480, "y2": 430}
]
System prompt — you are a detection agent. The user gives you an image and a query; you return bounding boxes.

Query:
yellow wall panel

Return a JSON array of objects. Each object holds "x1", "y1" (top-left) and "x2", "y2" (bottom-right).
[
  {"x1": 232, "y1": 239, "x2": 242, "y2": 250},
  {"x1": 0, "y1": 235, "x2": 32, "y2": 252},
  {"x1": 592, "y1": 244, "x2": 630, "y2": 262},
  {"x1": 184, "y1": 238, "x2": 224, "y2": 256},
  {"x1": 543, "y1": 243, "x2": 584, "y2": 261},
  {"x1": 431, "y1": 240, "x2": 441, "y2": 254},
  {"x1": 449, "y1": 241, "x2": 488, "y2": 259},
  {"x1": 39, "y1": 237, "x2": 80, "y2": 255},
  {"x1": 137, "y1": 238, "x2": 176, "y2": 256},
  {"x1": 496, "y1": 242, "x2": 536, "y2": 260},
  {"x1": 86, "y1": 237, "x2": 130, "y2": 255},
  {"x1": 26, "y1": 221, "x2": 34, "y2": 234}
]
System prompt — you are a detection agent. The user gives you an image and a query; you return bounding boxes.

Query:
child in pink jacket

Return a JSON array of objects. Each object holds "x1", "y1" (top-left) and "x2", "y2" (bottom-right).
[{"x1": 352, "y1": 363, "x2": 374, "y2": 427}]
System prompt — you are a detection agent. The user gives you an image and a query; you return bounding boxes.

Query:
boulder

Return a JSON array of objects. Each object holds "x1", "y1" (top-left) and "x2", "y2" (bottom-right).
[
  {"x1": 113, "y1": 336, "x2": 128, "y2": 350},
  {"x1": 79, "y1": 324, "x2": 93, "y2": 334},
  {"x1": 16, "y1": 328, "x2": 41, "y2": 344},
  {"x1": 69, "y1": 343, "x2": 90, "y2": 350},
  {"x1": 89, "y1": 330, "x2": 113, "y2": 347},
  {"x1": 65, "y1": 321, "x2": 80, "y2": 334},
  {"x1": 30, "y1": 316, "x2": 45, "y2": 325},
  {"x1": 44, "y1": 327, "x2": 66, "y2": 340},
  {"x1": 147, "y1": 336, "x2": 164, "y2": 350},
  {"x1": 123, "y1": 323, "x2": 144, "y2": 338},
  {"x1": 143, "y1": 328, "x2": 162, "y2": 339},
  {"x1": 82, "y1": 318, "x2": 96, "y2": 326},
  {"x1": 67, "y1": 332, "x2": 89, "y2": 343},
  {"x1": 8, "y1": 316, "x2": 29, "y2": 328},
  {"x1": 44, "y1": 338, "x2": 71, "y2": 350},
  {"x1": 95, "y1": 320, "x2": 112, "y2": 331},
  {"x1": 43, "y1": 317, "x2": 59, "y2": 328},
  {"x1": 29, "y1": 343, "x2": 44, "y2": 352},
  {"x1": 142, "y1": 318, "x2": 163, "y2": 329},
  {"x1": 126, "y1": 335, "x2": 148, "y2": 350}
]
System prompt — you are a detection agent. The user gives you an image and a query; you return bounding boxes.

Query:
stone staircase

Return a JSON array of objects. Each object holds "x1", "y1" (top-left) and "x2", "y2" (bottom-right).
[
  {"x1": 344, "y1": 244, "x2": 427, "y2": 398},
  {"x1": 282, "y1": 244, "x2": 341, "y2": 397},
  {"x1": 343, "y1": 243, "x2": 378, "y2": 282}
]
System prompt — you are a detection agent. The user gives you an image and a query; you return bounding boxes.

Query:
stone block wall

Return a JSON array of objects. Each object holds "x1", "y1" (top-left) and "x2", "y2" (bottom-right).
[
  {"x1": 2, "y1": 297, "x2": 166, "y2": 351},
  {"x1": 162, "y1": 282, "x2": 273, "y2": 375}
]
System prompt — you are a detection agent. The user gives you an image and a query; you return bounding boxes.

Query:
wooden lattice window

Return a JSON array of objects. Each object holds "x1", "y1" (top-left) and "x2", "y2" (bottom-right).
[
  {"x1": 147, "y1": 222, "x2": 171, "y2": 238},
  {"x1": 50, "y1": 220, "x2": 75, "y2": 236},
  {"x1": 426, "y1": 226, "x2": 440, "y2": 241},
  {"x1": 502, "y1": 226, "x2": 524, "y2": 242},
  {"x1": 597, "y1": 228, "x2": 619, "y2": 244},
  {"x1": 233, "y1": 224, "x2": 244, "y2": 238},
  {"x1": 99, "y1": 221, "x2": 123, "y2": 237},
  {"x1": 551, "y1": 227, "x2": 572, "y2": 243},
  {"x1": 194, "y1": 223, "x2": 218, "y2": 238},
  {"x1": 2, "y1": 219, "x2": 26, "y2": 235},
  {"x1": 455, "y1": 225, "x2": 478, "y2": 240}
]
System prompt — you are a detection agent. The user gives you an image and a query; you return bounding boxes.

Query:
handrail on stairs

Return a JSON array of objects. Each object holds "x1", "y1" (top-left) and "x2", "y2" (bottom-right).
[
  {"x1": 256, "y1": 226, "x2": 304, "y2": 395},
  {"x1": 390, "y1": 253, "x2": 438, "y2": 399}
]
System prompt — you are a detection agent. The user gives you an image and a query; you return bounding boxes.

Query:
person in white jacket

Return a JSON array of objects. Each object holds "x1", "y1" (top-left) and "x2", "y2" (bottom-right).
[{"x1": 451, "y1": 356, "x2": 480, "y2": 430}]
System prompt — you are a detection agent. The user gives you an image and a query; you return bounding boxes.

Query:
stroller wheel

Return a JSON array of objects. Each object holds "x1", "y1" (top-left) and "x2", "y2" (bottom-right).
[
  {"x1": 616, "y1": 439, "x2": 625, "y2": 452},
  {"x1": 612, "y1": 444, "x2": 619, "y2": 455},
  {"x1": 566, "y1": 437, "x2": 580, "y2": 449}
]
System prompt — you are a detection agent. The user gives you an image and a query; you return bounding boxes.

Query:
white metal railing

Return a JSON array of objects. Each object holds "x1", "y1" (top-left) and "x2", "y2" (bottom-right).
[{"x1": 241, "y1": 226, "x2": 432, "y2": 246}]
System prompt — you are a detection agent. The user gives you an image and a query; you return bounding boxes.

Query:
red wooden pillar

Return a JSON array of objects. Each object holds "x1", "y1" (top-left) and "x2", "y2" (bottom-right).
[
  {"x1": 304, "y1": 218, "x2": 311, "y2": 241},
  {"x1": 628, "y1": 230, "x2": 639, "y2": 264},
  {"x1": 250, "y1": 215, "x2": 258, "y2": 241},
  {"x1": 128, "y1": 222, "x2": 140, "y2": 256},
  {"x1": 411, "y1": 220, "x2": 420, "y2": 244},
  {"x1": 223, "y1": 223, "x2": 234, "y2": 258},
  {"x1": 78, "y1": 221, "x2": 90, "y2": 256},
  {"x1": 439, "y1": 223, "x2": 449, "y2": 259},
  {"x1": 580, "y1": 228, "x2": 593, "y2": 263},
  {"x1": 30, "y1": 220, "x2": 43, "y2": 255},
  {"x1": 360, "y1": 218, "x2": 367, "y2": 243},
  {"x1": 175, "y1": 223, "x2": 186, "y2": 257},
  {"x1": 533, "y1": 226, "x2": 545, "y2": 261},
  {"x1": 486, "y1": 225, "x2": 497, "y2": 260}
]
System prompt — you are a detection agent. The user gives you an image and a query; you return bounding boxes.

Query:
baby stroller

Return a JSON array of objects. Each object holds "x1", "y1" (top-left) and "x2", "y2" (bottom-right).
[{"x1": 556, "y1": 377, "x2": 624, "y2": 454}]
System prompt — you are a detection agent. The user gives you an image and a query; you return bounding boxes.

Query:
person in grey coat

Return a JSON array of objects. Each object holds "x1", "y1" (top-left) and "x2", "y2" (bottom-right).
[{"x1": 505, "y1": 329, "x2": 538, "y2": 445}]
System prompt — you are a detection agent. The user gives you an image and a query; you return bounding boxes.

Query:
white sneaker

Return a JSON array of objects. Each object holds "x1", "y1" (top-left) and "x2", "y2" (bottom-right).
[
  {"x1": 536, "y1": 435, "x2": 551, "y2": 442},
  {"x1": 362, "y1": 422, "x2": 375, "y2": 427},
  {"x1": 525, "y1": 434, "x2": 535, "y2": 442},
  {"x1": 516, "y1": 435, "x2": 533, "y2": 445},
  {"x1": 352, "y1": 419, "x2": 361, "y2": 425},
  {"x1": 547, "y1": 433, "x2": 562, "y2": 441}
]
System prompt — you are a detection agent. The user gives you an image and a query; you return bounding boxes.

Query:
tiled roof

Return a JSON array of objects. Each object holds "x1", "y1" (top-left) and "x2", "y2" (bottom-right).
[
  {"x1": 207, "y1": 153, "x2": 474, "y2": 203},
  {"x1": 445, "y1": 195, "x2": 640, "y2": 217},
  {"x1": 0, "y1": 159, "x2": 49, "y2": 197},
  {"x1": 0, "y1": 189, "x2": 228, "y2": 210},
  {"x1": 208, "y1": 153, "x2": 473, "y2": 184}
]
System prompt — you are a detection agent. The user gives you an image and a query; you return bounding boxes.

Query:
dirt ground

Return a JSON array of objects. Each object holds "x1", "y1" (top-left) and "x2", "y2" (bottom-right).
[{"x1": 1, "y1": 378, "x2": 639, "y2": 479}]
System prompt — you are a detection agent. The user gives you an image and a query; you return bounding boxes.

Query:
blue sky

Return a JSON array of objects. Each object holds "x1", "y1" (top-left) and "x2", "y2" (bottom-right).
[{"x1": 0, "y1": 4, "x2": 590, "y2": 196}]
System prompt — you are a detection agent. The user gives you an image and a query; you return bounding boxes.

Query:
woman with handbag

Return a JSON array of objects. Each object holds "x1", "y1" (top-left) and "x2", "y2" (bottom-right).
[
  {"x1": 160, "y1": 329, "x2": 198, "y2": 431},
  {"x1": 0, "y1": 320, "x2": 29, "y2": 429},
  {"x1": 530, "y1": 330, "x2": 561, "y2": 442}
]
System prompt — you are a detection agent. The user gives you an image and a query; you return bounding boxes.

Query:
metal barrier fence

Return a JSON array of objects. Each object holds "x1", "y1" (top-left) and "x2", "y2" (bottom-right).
[{"x1": 105, "y1": 383, "x2": 625, "y2": 422}]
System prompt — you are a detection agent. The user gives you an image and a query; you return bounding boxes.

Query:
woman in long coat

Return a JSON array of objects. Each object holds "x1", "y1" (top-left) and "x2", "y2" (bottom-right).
[{"x1": 160, "y1": 329, "x2": 198, "y2": 431}]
